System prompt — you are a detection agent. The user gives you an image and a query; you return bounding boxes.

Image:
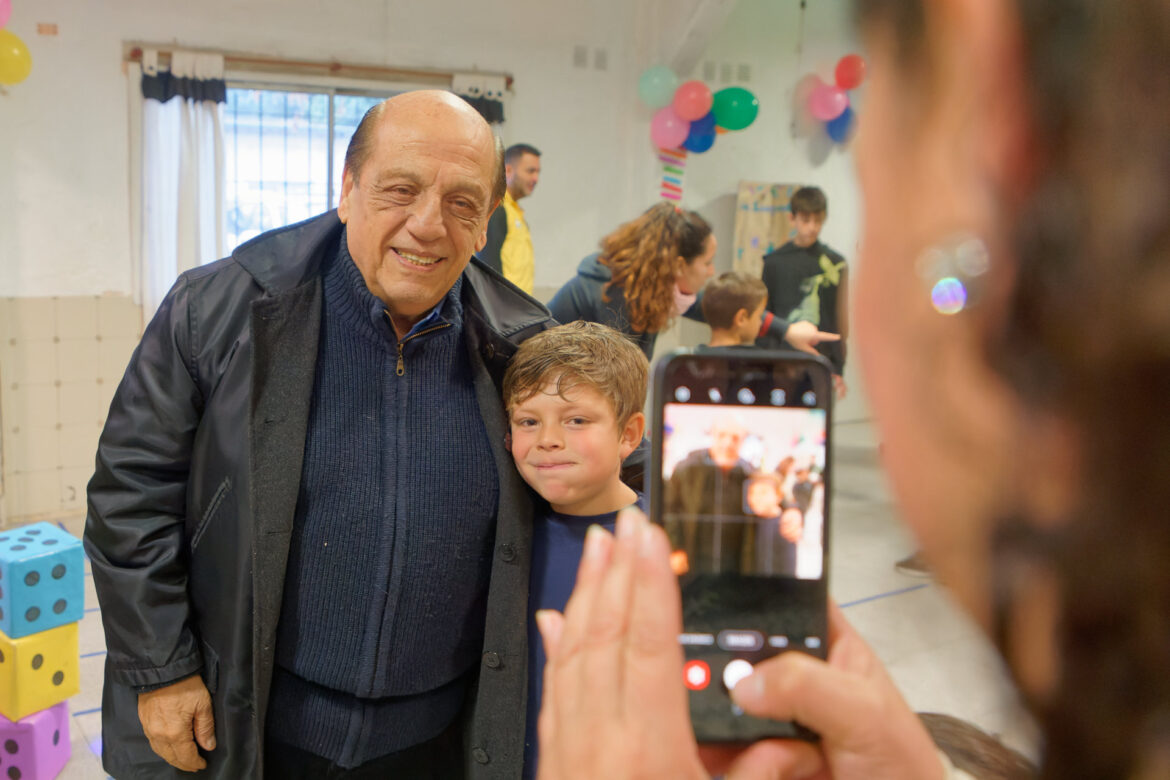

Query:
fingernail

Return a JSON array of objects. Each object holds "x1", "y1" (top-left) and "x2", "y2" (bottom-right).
[
  {"x1": 639, "y1": 522, "x2": 656, "y2": 556},
  {"x1": 730, "y1": 673, "x2": 764, "y2": 706},
  {"x1": 616, "y1": 509, "x2": 639, "y2": 540},
  {"x1": 584, "y1": 524, "x2": 607, "y2": 558}
]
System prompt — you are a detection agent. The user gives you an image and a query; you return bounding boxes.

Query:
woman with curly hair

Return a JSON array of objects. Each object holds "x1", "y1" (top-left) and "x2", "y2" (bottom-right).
[
  {"x1": 533, "y1": 0, "x2": 1170, "y2": 778},
  {"x1": 548, "y1": 203, "x2": 837, "y2": 359}
]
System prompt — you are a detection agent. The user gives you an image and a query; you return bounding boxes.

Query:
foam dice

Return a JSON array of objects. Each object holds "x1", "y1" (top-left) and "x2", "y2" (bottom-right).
[
  {"x1": 0, "y1": 701, "x2": 71, "y2": 780},
  {"x1": 0, "y1": 623, "x2": 80, "y2": 722},
  {"x1": 0, "y1": 522, "x2": 84, "y2": 639}
]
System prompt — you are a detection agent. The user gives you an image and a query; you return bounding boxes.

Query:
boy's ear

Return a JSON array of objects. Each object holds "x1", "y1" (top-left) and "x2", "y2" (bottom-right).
[
  {"x1": 504, "y1": 431, "x2": 512, "y2": 452},
  {"x1": 733, "y1": 307, "x2": 750, "y2": 327},
  {"x1": 619, "y1": 412, "x2": 646, "y2": 459}
]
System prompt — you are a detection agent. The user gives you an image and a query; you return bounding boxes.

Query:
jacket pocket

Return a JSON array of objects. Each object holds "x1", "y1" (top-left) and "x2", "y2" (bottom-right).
[
  {"x1": 191, "y1": 477, "x2": 231, "y2": 552},
  {"x1": 200, "y1": 640, "x2": 220, "y2": 696}
]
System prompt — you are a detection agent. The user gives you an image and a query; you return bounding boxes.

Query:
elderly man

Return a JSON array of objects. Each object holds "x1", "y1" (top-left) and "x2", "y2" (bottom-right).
[
  {"x1": 663, "y1": 415, "x2": 755, "y2": 574},
  {"x1": 85, "y1": 91, "x2": 554, "y2": 779}
]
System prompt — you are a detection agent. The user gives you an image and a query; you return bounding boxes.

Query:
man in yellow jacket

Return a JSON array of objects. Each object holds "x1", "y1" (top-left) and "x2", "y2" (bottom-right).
[{"x1": 480, "y1": 143, "x2": 540, "y2": 293}]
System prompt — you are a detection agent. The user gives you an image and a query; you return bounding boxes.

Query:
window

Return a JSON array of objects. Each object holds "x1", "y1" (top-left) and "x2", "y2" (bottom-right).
[{"x1": 223, "y1": 86, "x2": 393, "y2": 249}]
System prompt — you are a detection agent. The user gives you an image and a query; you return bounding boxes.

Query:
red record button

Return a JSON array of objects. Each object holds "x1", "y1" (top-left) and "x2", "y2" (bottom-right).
[{"x1": 683, "y1": 660, "x2": 711, "y2": 691}]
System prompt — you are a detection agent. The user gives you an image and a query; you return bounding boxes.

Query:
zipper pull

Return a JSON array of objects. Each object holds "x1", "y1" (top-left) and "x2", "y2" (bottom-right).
[{"x1": 396, "y1": 342, "x2": 405, "y2": 376}]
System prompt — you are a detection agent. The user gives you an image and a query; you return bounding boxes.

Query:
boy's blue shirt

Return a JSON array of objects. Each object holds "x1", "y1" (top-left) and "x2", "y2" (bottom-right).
[{"x1": 523, "y1": 492, "x2": 648, "y2": 779}]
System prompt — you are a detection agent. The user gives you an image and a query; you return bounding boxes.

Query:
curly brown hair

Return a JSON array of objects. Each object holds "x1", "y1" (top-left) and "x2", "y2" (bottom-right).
[
  {"x1": 599, "y1": 203, "x2": 713, "y2": 334},
  {"x1": 859, "y1": 1, "x2": 1170, "y2": 777}
]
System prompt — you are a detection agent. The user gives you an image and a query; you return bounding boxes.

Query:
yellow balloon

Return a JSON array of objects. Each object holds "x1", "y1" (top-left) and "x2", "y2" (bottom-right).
[{"x1": 0, "y1": 29, "x2": 33, "y2": 86}]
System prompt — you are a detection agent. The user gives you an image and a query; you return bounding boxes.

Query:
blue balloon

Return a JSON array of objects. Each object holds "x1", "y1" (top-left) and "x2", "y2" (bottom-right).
[
  {"x1": 826, "y1": 106, "x2": 855, "y2": 144},
  {"x1": 682, "y1": 112, "x2": 717, "y2": 153}
]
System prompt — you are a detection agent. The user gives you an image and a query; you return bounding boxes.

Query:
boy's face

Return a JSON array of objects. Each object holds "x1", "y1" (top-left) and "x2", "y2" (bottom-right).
[
  {"x1": 508, "y1": 380, "x2": 644, "y2": 516},
  {"x1": 746, "y1": 479, "x2": 782, "y2": 517},
  {"x1": 792, "y1": 210, "x2": 826, "y2": 248},
  {"x1": 734, "y1": 300, "x2": 768, "y2": 344}
]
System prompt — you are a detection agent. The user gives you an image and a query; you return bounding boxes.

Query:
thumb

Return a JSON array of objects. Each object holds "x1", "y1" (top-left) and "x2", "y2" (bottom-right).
[{"x1": 193, "y1": 695, "x2": 217, "y2": 751}]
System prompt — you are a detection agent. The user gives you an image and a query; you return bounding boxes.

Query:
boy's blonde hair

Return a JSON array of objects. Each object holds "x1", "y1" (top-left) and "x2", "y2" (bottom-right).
[{"x1": 504, "y1": 321, "x2": 648, "y2": 424}]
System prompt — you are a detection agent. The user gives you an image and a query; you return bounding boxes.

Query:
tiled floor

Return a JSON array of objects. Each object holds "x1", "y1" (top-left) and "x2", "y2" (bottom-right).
[{"x1": 15, "y1": 420, "x2": 1036, "y2": 778}]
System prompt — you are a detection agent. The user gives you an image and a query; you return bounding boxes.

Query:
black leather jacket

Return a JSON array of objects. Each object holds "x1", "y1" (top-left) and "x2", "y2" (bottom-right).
[{"x1": 85, "y1": 211, "x2": 555, "y2": 778}]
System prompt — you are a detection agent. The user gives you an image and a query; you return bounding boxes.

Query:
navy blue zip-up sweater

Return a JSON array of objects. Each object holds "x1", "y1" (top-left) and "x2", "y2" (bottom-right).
[{"x1": 267, "y1": 234, "x2": 500, "y2": 767}]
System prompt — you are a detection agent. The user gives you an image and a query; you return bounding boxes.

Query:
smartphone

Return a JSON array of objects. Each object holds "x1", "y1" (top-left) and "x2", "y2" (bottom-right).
[{"x1": 648, "y1": 348, "x2": 832, "y2": 743}]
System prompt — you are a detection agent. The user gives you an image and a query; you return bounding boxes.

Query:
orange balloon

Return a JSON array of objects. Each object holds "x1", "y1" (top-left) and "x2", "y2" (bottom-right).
[
  {"x1": 835, "y1": 54, "x2": 866, "y2": 90},
  {"x1": 0, "y1": 29, "x2": 33, "y2": 85}
]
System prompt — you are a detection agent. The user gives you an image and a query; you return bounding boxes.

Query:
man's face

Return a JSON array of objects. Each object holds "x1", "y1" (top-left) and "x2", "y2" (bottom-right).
[
  {"x1": 506, "y1": 152, "x2": 541, "y2": 200},
  {"x1": 708, "y1": 420, "x2": 746, "y2": 467},
  {"x1": 508, "y1": 380, "x2": 642, "y2": 516},
  {"x1": 792, "y1": 211, "x2": 826, "y2": 248},
  {"x1": 338, "y1": 95, "x2": 497, "y2": 336}
]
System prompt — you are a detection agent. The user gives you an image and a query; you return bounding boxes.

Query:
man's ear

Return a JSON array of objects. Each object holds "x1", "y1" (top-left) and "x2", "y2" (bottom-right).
[
  {"x1": 476, "y1": 198, "x2": 502, "y2": 253},
  {"x1": 338, "y1": 168, "x2": 355, "y2": 224},
  {"x1": 619, "y1": 412, "x2": 646, "y2": 459},
  {"x1": 504, "y1": 162, "x2": 515, "y2": 183}
]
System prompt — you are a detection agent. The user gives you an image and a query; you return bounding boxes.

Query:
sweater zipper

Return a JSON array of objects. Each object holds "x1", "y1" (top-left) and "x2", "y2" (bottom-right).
[{"x1": 394, "y1": 322, "x2": 451, "y2": 376}]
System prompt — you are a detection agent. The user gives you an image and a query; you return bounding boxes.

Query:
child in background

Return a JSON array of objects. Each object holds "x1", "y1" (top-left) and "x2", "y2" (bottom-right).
[
  {"x1": 503, "y1": 321, "x2": 648, "y2": 779},
  {"x1": 758, "y1": 186, "x2": 849, "y2": 397},
  {"x1": 700, "y1": 271, "x2": 769, "y2": 348}
]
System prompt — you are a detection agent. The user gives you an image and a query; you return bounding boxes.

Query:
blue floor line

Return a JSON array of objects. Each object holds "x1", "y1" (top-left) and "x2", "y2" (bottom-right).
[
  {"x1": 84, "y1": 606, "x2": 101, "y2": 613},
  {"x1": 839, "y1": 583, "x2": 929, "y2": 608},
  {"x1": 72, "y1": 706, "x2": 102, "y2": 718},
  {"x1": 81, "y1": 650, "x2": 107, "y2": 659}
]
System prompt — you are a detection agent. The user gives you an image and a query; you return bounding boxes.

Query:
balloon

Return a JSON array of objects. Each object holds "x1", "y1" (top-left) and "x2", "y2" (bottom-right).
[
  {"x1": 0, "y1": 29, "x2": 31, "y2": 85},
  {"x1": 638, "y1": 65, "x2": 679, "y2": 109},
  {"x1": 808, "y1": 83, "x2": 848, "y2": 121},
  {"x1": 682, "y1": 112, "x2": 717, "y2": 153},
  {"x1": 672, "y1": 80, "x2": 713, "y2": 122},
  {"x1": 0, "y1": 0, "x2": 11, "y2": 28},
  {"x1": 835, "y1": 54, "x2": 867, "y2": 90},
  {"x1": 711, "y1": 87, "x2": 759, "y2": 131},
  {"x1": 826, "y1": 105, "x2": 855, "y2": 143},
  {"x1": 650, "y1": 106, "x2": 690, "y2": 149}
]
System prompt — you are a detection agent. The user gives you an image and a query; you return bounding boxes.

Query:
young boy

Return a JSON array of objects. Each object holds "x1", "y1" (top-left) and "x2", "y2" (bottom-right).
[
  {"x1": 700, "y1": 271, "x2": 769, "y2": 347},
  {"x1": 758, "y1": 186, "x2": 848, "y2": 395},
  {"x1": 503, "y1": 320, "x2": 648, "y2": 779}
]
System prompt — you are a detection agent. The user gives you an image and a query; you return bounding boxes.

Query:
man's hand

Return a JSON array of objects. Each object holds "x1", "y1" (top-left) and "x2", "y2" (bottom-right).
[
  {"x1": 786, "y1": 320, "x2": 840, "y2": 355},
  {"x1": 780, "y1": 508, "x2": 804, "y2": 544},
  {"x1": 137, "y1": 675, "x2": 216, "y2": 772}
]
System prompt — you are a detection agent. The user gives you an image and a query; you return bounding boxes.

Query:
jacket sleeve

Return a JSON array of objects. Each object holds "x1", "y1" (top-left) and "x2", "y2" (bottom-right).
[
  {"x1": 478, "y1": 205, "x2": 507, "y2": 275},
  {"x1": 84, "y1": 276, "x2": 208, "y2": 688},
  {"x1": 546, "y1": 277, "x2": 585, "y2": 325}
]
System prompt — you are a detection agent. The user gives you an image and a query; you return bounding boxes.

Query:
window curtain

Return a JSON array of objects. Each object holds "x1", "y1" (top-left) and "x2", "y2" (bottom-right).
[{"x1": 134, "y1": 50, "x2": 226, "y2": 318}]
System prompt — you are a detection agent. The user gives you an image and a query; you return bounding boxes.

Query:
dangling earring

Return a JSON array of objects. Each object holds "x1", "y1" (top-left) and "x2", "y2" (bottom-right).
[{"x1": 916, "y1": 233, "x2": 991, "y2": 315}]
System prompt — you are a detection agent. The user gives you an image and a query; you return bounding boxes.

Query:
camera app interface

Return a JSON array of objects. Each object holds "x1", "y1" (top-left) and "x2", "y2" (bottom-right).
[{"x1": 658, "y1": 357, "x2": 828, "y2": 741}]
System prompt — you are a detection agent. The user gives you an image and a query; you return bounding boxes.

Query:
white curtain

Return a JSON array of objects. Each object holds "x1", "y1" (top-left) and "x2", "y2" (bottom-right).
[{"x1": 136, "y1": 50, "x2": 226, "y2": 318}]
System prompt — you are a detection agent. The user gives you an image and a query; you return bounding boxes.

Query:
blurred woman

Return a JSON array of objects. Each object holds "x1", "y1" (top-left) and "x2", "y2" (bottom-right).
[
  {"x1": 548, "y1": 202, "x2": 835, "y2": 359},
  {"x1": 534, "y1": 0, "x2": 1170, "y2": 778}
]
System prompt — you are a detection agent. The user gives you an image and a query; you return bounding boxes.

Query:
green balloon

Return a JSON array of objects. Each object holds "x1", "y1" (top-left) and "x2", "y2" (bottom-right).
[
  {"x1": 638, "y1": 65, "x2": 678, "y2": 109},
  {"x1": 712, "y1": 87, "x2": 759, "y2": 131}
]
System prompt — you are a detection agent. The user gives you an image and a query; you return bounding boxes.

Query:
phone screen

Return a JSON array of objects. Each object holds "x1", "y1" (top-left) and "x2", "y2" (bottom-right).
[{"x1": 649, "y1": 349, "x2": 831, "y2": 742}]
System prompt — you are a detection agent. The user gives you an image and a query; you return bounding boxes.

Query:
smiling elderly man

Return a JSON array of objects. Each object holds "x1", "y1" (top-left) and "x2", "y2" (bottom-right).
[{"x1": 85, "y1": 91, "x2": 555, "y2": 779}]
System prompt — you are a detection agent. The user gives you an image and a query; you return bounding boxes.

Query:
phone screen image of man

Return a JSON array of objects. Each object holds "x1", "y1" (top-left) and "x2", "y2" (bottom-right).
[{"x1": 661, "y1": 404, "x2": 826, "y2": 580}]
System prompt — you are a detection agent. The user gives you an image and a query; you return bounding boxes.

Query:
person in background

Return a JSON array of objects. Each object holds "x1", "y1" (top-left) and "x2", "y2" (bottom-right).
[
  {"x1": 480, "y1": 143, "x2": 541, "y2": 293},
  {"x1": 501, "y1": 320, "x2": 648, "y2": 779},
  {"x1": 699, "y1": 271, "x2": 769, "y2": 349},
  {"x1": 532, "y1": 0, "x2": 1170, "y2": 778},
  {"x1": 548, "y1": 202, "x2": 838, "y2": 360},
  {"x1": 758, "y1": 186, "x2": 849, "y2": 398}
]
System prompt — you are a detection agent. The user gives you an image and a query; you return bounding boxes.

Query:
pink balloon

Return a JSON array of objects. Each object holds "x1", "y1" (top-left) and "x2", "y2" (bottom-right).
[
  {"x1": 808, "y1": 83, "x2": 849, "y2": 121},
  {"x1": 672, "y1": 80, "x2": 714, "y2": 122},
  {"x1": 0, "y1": 0, "x2": 11, "y2": 27},
  {"x1": 651, "y1": 106, "x2": 690, "y2": 149}
]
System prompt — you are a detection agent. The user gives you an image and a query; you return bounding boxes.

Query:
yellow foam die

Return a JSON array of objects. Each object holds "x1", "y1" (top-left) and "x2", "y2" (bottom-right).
[{"x1": 0, "y1": 622, "x2": 80, "y2": 721}]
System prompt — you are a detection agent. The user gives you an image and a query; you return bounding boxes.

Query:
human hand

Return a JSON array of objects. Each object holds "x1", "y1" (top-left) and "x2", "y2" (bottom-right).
[
  {"x1": 137, "y1": 674, "x2": 216, "y2": 772},
  {"x1": 536, "y1": 509, "x2": 707, "y2": 780},
  {"x1": 780, "y1": 508, "x2": 804, "y2": 544},
  {"x1": 785, "y1": 321, "x2": 841, "y2": 356},
  {"x1": 714, "y1": 603, "x2": 944, "y2": 780},
  {"x1": 832, "y1": 374, "x2": 848, "y2": 400}
]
